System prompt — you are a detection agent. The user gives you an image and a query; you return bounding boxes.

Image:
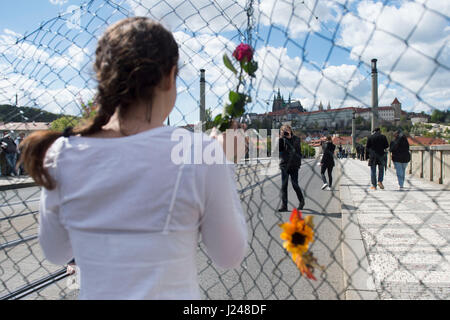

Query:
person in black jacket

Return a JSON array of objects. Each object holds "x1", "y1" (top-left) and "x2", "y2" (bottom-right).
[
  {"x1": 389, "y1": 129, "x2": 410, "y2": 190},
  {"x1": 320, "y1": 136, "x2": 335, "y2": 191},
  {"x1": 356, "y1": 144, "x2": 361, "y2": 161},
  {"x1": 278, "y1": 125, "x2": 305, "y2": 211},
  {"x1": 360, "y1": 145, "x2": 366, "y2": 161},
  {"x1": 366, "y1": 128, "x2": 389, "y2": 190},
  {"x1": 1, "y1": 131, "x2": 17, "y2": 176}
]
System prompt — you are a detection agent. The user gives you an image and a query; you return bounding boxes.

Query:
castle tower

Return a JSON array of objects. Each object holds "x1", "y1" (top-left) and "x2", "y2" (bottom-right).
[
  {"x1": 272, "y1": 88, "x2": 284, "y2": 112},
  {"x1": 318, "y1": 101, "x2": 323, "y2": 111},
  {"x1": 391, "y1": 97, "x2": 402, "y2": 120}
]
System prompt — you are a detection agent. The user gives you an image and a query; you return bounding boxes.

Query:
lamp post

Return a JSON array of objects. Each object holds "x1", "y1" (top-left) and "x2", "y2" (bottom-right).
[
  {"x1": 352, "y1": 109, "x2": 356, "y2": 154},
  {"x1": 371, "y1": 59, "x2": 378, "y2": 132},
  {"x1": 200, "y1": 69, "x2": 206, "y2": 132}
]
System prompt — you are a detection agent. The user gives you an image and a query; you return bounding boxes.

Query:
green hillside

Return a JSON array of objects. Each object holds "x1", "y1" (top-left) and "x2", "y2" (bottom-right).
[{"x1": 0, "y1": 104, "x2": 62, "y2": 123}]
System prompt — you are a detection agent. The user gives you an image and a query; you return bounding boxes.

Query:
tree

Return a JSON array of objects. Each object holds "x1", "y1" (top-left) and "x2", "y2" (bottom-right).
[
  {"x1": 431, "y1": 109, "x2": 445, "y2": 123},
  {"x1": 358, "y1": 136, "x2": 368, "y2": 146},
  {"x1": 80, "y1": 99, "x2": 97, "y2": 119},
  {"x1": 354, "y1": 116, "x2": 364, "y2": 126},
  {"x1": 50, "y1": 116, "x2": 80, "y2": 132},
  {"x1": 301, "y1": 142, "x2": 315, "y2": 158}
]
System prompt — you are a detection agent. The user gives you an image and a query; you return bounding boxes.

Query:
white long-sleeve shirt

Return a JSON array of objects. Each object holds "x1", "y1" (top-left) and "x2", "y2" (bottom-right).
[{"x1": 39, "y1": 126, "x2": 247, "y2": 299}]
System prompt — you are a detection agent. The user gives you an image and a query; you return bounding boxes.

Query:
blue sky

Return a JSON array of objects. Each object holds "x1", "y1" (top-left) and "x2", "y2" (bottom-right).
[
  {"x1": 0, "y1": 0, "x2": 448, "y2": 126},
  {"x1": 0, "y1": 1, "x2": 83, "y2": 35}
]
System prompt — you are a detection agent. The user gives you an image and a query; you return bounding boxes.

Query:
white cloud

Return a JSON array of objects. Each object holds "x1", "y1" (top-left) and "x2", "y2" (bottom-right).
[
  {"x1": 0, "y1": 29, "x2": 89, "y2": 71},
  {"x1": 257, "y1": 0, "x2": 340, "y2": 37},
  {"x1": 0, "y1": 26, "x2": 93, "y2": 116},
  {"x1": 49, "y1": 0, "x2": 68, "y2": 5},
  {"x1": 126, "y1": 0, "x2": 247, "y2": 33},
  {"x1": 253, "y1": 45, "x2": 372, "y2": 110},
  {"x1": 0, "y1": 67, "x2": 95, "y2": 116},
  {"x1": 338, "y1": 0, "x2": 450, "y2": 109},
  {"x1": 127, "y1": 0, "x2": 341, "y2": 38}
]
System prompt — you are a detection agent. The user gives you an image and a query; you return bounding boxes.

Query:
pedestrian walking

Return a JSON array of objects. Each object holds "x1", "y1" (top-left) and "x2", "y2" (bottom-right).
[
  {"x1": 14, "y1": 132, "x2": 25, "y2": 175},
  {"x1": 320, "y1": 136, "x2": 335, "y2": 191},
  {"x1": 366, "y1": 128, "x2": 389, "y2": 190},
  {"x1": 356, "y1": 144, "x2": 361, "y2": 161},
  {"x1": 389, "y1": 129, "x2": 411, "y2": 190},
  {"x1": 277, "y1": 124, "x2": 305, "y2": 211},
  {"x1": 1, "y1": 131, "x2": 17, "y2": 176},
  {"x1": 18, "y1": 17, "x2": 247, "y2": 300},
  {"x1": 360, "y1": 145, "x2": 365, "y2": 161}
]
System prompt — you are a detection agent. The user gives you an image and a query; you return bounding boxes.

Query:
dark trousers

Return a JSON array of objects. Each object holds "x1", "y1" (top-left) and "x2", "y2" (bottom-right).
[
  {"x1": 370, "y1": 163, "x2": 385, "y2": 187},
  {"x1": 321, "y1": 165, "x2": 333, "y2": 187},
  {"x1": 281, "y1": 166, "x2": 304, "y2": 208}
]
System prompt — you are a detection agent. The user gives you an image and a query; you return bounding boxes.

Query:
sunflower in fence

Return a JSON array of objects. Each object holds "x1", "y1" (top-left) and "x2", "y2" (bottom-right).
[{"x1": 278, "y1": 208, "x2": 324, "y2": 280}]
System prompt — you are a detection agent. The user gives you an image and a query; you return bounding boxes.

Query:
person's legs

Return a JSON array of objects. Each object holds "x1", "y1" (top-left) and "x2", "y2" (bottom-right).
[
  {"x1": 370, "y1": 164, "x2": 377, "y2": 187},
  {"x1": 378, "y1": 162, "x2": 384, "y2": 183},
  {"x1": 400, "y1": 162, "x2": 408, "y2": 187},
  {"x1": 320, "y1": 165, "x2": 328, "y2": 186},
  {"x1": 289, "y1": 167, "x2": 305, "y2": 209},
  {"x1": 327, "y1": 166, "x2": 333, "y2": 188},
  {"x1": 395, "y1": 162, "x2": 407, "y2": 188},
  {"x1": 280, "y1": 167, "x2": 289, "y2": 209},
  {"x1": 5, "y1": 153, "x2": 16, "y2": 175},
  {"x1": 393, "y1": 161, "x2": 403, "y2": 187}
]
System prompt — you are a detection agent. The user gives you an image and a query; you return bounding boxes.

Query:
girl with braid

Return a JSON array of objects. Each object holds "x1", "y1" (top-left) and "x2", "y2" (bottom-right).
[{"x1": 18, "y1": 17, "x2": 247, "y2": 300}]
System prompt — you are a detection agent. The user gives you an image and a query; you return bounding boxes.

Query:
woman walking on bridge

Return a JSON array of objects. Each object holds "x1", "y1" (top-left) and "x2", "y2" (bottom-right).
[
  {"x1": 389, "y1": 129, "x2": 411, "y2": 190},
  {"x1": 320, "y1": 136, "x2": 335, "y2": 191}
]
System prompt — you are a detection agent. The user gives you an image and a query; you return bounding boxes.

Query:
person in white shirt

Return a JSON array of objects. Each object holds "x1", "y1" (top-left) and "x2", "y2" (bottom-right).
[{"x1": 18, "y1": 17, "x2": 247, "y2": 300}]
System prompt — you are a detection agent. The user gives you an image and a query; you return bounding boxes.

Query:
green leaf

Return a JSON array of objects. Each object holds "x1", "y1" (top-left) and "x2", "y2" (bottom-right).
[
  {"x1": 247, "y1": 61, "x2": 258, "y2": 77},
  {"x1": 233, "y1": 99, "x2": 246, "y2": 117},
  {"x1": 218, "y1": 115, "x2": 231, "y2": 131},
  {"x1": 225, "y1": 103, "x2": 235, "y2": 116},
  {"x1": 213, "y1": 114, "x2": 223, "y2": 126},
  {"x1": 223, "y1": 54, "x2": 237, "y2": 75},
  {"x1": 229, "y1": 91, "x2": 240, "y2": 104}
]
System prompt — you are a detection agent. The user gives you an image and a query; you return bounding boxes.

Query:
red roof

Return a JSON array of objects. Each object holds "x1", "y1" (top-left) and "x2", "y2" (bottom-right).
[
  {"x1": 268, "y1": 109, "x2": 303, "y2": 116},
  {"x1": 378, "y1": 106, "x2": 394, "y2": 111},
  {"x1": 332, "y1": 136, "x2": 352, "y2": 145},
  {"x1": 407, "y1": 136, "x2": 447, "y2": 146},
  {"x1": 268, "y1": 99, "x2": 402, "y2": 117},
  {"x1": 392, "y1": 98, "x2": 401, "y2": 105},
  {"x1": 269, "y1": 107, "x2": 356, "y2": 116},
  {"x1": 307, "y1": 136, "x2": 353, "y2": 147}
]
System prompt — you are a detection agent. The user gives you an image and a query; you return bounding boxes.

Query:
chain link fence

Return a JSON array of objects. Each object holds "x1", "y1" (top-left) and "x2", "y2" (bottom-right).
[{"x1": 1, "y1": 0, "x2": 449, "y2": 300}]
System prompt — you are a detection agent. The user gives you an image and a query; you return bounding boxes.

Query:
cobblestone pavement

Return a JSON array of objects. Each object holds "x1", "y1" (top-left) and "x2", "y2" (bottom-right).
[{"x1": 339, "y1": 158, "x2": 450, "y2": 300}]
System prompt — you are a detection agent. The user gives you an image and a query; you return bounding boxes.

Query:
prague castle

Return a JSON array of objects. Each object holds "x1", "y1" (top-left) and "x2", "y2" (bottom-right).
[
  {"x1": 271, "y1": 89, "x2": 305, "y2": 113},
  {"x1": 266, "y1": 91, "x2": 406, "y2": 129}
]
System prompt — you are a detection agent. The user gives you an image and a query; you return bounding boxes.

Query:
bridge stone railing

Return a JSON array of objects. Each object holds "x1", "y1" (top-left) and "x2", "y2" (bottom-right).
[{"x1": 389, "y1": 144, "x2": 450, "y2": 185}]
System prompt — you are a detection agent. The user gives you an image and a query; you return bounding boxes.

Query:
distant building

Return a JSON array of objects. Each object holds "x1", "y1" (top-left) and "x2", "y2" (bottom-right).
[
  {"x1": 272, "y1": 89, "x2": 305, "y2": 113},
  {"x1": 0, "y1": 122, "x2": 50, "y2": 137},
  {"x1": 354, "y1": 98, "x2": 404, "y2": 122},
  {"x1": 409, "y1": 113, "x2": 429, "y2": 125},
  {"x1": 270, "y1": 107, "x2": 355, "y2": 129},
  {"x1": 255, "y1": 97, "x2": 423, "y2": 130}
]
